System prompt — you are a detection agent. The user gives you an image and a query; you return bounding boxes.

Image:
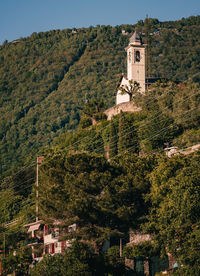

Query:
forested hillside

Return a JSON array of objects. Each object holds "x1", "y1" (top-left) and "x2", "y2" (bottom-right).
[
  {"x1": 1, "y1": 15, "x2": 200, "y2": 174},
  {"x1": 1, "y1": 15, "x2": 200, "y2": 273}
]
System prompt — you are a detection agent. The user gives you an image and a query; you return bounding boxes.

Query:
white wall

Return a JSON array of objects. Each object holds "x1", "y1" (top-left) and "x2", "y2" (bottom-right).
[{"x1": 116, "y1": 77, "x2": 130, "y2": 105}]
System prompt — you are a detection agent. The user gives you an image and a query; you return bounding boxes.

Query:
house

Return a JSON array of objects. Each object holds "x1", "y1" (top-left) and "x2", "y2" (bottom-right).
[
  {"x1": 125, "y1": 231, "x2": 170, "y2": 275},
  {"x1": 25, "y1": 220, "x2": 76, "y2": 264},
  {"x1": 25, "y1": 220, "x2": 44, "y2": 264},
  {"x1": 121, "y1": 30, "x2": 129, "y2": 35}
]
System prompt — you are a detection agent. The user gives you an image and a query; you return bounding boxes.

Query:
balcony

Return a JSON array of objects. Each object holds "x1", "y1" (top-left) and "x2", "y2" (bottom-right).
[{"x1": 25, "y1": 237, "x2": 43, "y2": 246}]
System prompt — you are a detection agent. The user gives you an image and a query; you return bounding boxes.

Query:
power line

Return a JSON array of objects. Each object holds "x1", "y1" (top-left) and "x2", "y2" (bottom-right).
[
  {"x1": 70, "y1": 86, "x2": 200, "y2": 155},
  {"x1": 1, "y1": 84, "x2": 199, "y2": 194},
  {"x1": 62, "y1": 85, "x2": 180, "y2": 153},
  {"x1": 1, "y1": 108, "x2": 199, "y2": 241},
  {"x1": 1, "y1": 162, "x2": 36, "y2": 186},
  {"x1": 3, "y1": 112, "x2": 198, "y2": 237},
  {"x1": 110, "y1": 105, "x2": 199, "y2": 160}
]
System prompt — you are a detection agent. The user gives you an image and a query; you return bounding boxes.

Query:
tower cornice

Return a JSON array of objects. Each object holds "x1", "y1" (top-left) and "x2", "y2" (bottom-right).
[{"x1": 125, "y1": 44, "x2": 146, "y2": 51}]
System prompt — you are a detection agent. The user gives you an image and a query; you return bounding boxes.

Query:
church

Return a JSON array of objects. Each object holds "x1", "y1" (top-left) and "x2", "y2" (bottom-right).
[
  {"x1": 116, "y1": 31, "x2": 146, "y2": 105},
  {"x1": 105, "y1": 30, "x2": 160, "y2": 120}
]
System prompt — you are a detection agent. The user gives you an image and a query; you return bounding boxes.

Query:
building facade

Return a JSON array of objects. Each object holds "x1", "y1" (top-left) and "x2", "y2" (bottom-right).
[
  {"x1": 25, "y1": 220, "x2": 76, "y2": 264},
  {"x1": 116, "y1": 31, "x2": 146, "y2": 105}
]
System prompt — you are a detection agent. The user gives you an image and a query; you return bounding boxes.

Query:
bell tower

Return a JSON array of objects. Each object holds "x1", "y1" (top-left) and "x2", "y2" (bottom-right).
[
  {"x1": 126, "y1": 31, "x2": 146, "y2": 93},
  {"x1": 116, "y1": 31, "x2": 146, "y2": 105}
]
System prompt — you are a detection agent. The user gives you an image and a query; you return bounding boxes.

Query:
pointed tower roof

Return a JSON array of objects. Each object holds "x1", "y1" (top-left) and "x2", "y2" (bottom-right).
[{"x1": 129, "y1": 31, "x2": 142, "y2": 45}]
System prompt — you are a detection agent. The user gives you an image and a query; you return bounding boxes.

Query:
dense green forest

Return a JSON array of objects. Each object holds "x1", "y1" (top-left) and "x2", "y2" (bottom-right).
[
  {"x1": 1, "y1": 78, "x2": 200, "y2": 274},
  {"x1": 1, "y1": 15, "x2": 200, "y2": 275},
  {"x1": 1, "y1": 150, "x2": 200, "y2": 275},
  {"x1": 1, "y1": 15, "x2": 200, "y2": 175}
]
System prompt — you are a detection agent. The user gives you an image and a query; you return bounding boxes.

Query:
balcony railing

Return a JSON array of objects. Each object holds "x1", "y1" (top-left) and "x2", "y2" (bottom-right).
[{"x1": 25, "y1": 237, "x2": 43, "y2": 246}]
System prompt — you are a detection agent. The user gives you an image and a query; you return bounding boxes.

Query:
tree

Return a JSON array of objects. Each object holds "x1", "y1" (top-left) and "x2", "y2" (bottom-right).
[
  {"x1": 119, "y1": 80, "x2": 140, "y2": 101},
  {"x1": 0, "y1": 189, "x2": 22, "y2": 223},
  {"x1": 2, "y1": 246, "x2": 32, "y2": 276},
  {"x1": 106, "y1": 154, "x2": 157, "y2": 235},
  {"x1": 62, "y1": 241, "x2": 106, "y2": 276},
  {"x1": 30, "y1": 240, "x2": 106, "y2": 276},
  {"x1": 82, "y1": 99, "x2": 106, "y2": 122},
  {"x1": 79, "y1": 116, "x2": 92, "y2": 129},
  {"x1": 39, "y1": 152, "x2": 119, "y2": 251},
  {"x1": 106, "y1": 246, "x2": 125, "y2": 276},
  {"x1": 146, "y1": 152, "x2": 200, "y2": 274},
  {"x1": 109, "y1": 119, "x2": 118, "y2": 159},
  {"x1": 30, "y1": 254, "x2": 63, "y2": 276},
  {"x1": 118, "y1": 111, "x2": 138, "y2": 155}
]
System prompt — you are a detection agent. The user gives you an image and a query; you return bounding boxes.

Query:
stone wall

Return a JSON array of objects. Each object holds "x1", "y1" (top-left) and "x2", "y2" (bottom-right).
[
  {"x1": 128, "y1": 231, "x2": 152, "y2": 245},
  {"x1": 104, "y1": 101, "x2": 141, "y2": 120}
]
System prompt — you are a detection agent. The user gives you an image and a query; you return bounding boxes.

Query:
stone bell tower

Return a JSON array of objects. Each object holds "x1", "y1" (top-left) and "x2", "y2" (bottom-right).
[
  {"x1": 116, "y1": 31, "x2": 146, "y2": 105},
  {"x1": 126, "y1": 31, "x2": 146, "y2": 92}
]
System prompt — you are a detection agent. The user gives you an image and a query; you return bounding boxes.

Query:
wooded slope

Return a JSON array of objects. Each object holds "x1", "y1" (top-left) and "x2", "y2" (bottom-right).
[{"x1": 0, "y1": 16, "x2": 200, "y2": 174}]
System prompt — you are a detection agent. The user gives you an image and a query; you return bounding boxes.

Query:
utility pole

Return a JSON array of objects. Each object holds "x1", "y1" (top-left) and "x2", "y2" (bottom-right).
[
  {"x1": 120, "y1": 238, "x2": 123, "y2": 257},
  {"x1": 3, "y1": 232, "x2": 5, "y2": 258},
  {"x1": 36, "y1": 156, "x2": 44, "y2": 222}
]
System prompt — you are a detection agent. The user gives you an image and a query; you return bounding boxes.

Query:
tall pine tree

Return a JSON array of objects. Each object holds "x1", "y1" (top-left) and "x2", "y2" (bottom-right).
[
  {"x1": 118, "y1": 111, "x2": 138, "y2": 155},
  {"x1": 109, "y1": 119, "x2": 118, "y2": 159}
]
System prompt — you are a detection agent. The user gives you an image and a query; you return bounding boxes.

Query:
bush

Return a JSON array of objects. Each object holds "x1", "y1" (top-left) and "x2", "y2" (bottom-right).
[{"x1": 79, "y1": 116, "x2": 93, "y2": 129}]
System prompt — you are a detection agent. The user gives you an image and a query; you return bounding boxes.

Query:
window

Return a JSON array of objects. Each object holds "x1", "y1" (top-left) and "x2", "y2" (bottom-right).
[{"x1": 135, "y1": 50, "x2": 140, "y2": 62}]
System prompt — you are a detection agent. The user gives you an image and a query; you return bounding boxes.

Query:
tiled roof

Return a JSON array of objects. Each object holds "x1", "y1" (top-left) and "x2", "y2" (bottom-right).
[{"x1": 129, "y1": 31, "x2": 141, "y2": 44}]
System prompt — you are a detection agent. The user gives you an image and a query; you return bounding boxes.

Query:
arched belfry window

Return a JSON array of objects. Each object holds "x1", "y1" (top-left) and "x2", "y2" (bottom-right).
[{"x1": 135, "y1": 50, "x2": 140, "y2": 62}]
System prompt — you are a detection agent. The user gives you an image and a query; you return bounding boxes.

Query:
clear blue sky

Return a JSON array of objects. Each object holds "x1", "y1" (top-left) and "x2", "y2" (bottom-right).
[{"x1": 0, "y1": 0, "x2": 199, "y2": 44}]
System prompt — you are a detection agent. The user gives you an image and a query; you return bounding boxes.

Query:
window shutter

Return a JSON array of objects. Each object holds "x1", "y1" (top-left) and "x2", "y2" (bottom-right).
[
  {"x1": 61, "y1": 241, "x2": 66, "y2": 253},
  {"x1": 51, "y1": 243, "x2": 55, "y2": 254}
]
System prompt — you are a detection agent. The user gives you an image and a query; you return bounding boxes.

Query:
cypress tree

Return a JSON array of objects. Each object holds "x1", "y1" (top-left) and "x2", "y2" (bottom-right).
[
  {"x1": 118, "y1": 111, "x2": 138, "y2": 155},
  {"x1": 109, "y1": 119, "x2": 118, "y2": 158}
]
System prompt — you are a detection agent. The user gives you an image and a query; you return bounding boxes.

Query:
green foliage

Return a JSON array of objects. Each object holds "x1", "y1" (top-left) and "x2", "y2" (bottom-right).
[
  {"x1": 1, "y1": 16, "x2": 200, "y2": 275},
  {"x1": 0, "y1": 25, "x2": 127, "y2": 174},
  {"x1": 39, "y1": 152, "x2": 119, "y2": 249},
  {"x1": 118, "y1": 111, "x2": 138, "y2": 154},
  {"x1": 108, "y1": 154, "x2": 157, "y2": 233},
  {"x1": 173, "y1": 128, "x2": 200, "y2": 148},
  {"x1": 123, "y1": 241, "x2": 159, "y2": 259},
  {"x1": 2, "y1": 246, "x2": 32, "y2": 276},
  {"x1": 106, "y1": 246, "x2": 125, "y2": 275},
  {"x1": 109, "y1": 119, "x2": 118, "y2": 158},
  {"x1": 1, "y1": 16, "x2": 200, "y2": 175},
  {"x1": 62, "y1": 241, "x2": 106, "y2": 276},
  {"x1": 119, "y1": 80, "x2": 140, "y2": 101},
  {"x1": 38, "y1": 150, "x2": 157, "y2": 253},
  {"x1": 1, "y1": 165, "x2": 35, "y2": 198},
  {"x1": 94, "y1": 112, "x2": 107, "y2": 122},
  {"x1": 146, "y1": 151, "x2": 200, "y2": 273},
  {"x1": 79, "y1": 116, "x2": 93, "y2": 129},
  {"x1": 30, "y1": 240, "x2": 106, "y2": 276},
  {"x1": 30, "y1": 254, "x2": 63, "y2": 276},
  {"x1": 82, "y1": 99, "x2": 105, "y2": 118},
  {"x1": 135, "y1": 81, "x2": 200, "y2": 151},
  {"x1": 0, "y1": 189, "x2": 23, "y2": 223}
]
